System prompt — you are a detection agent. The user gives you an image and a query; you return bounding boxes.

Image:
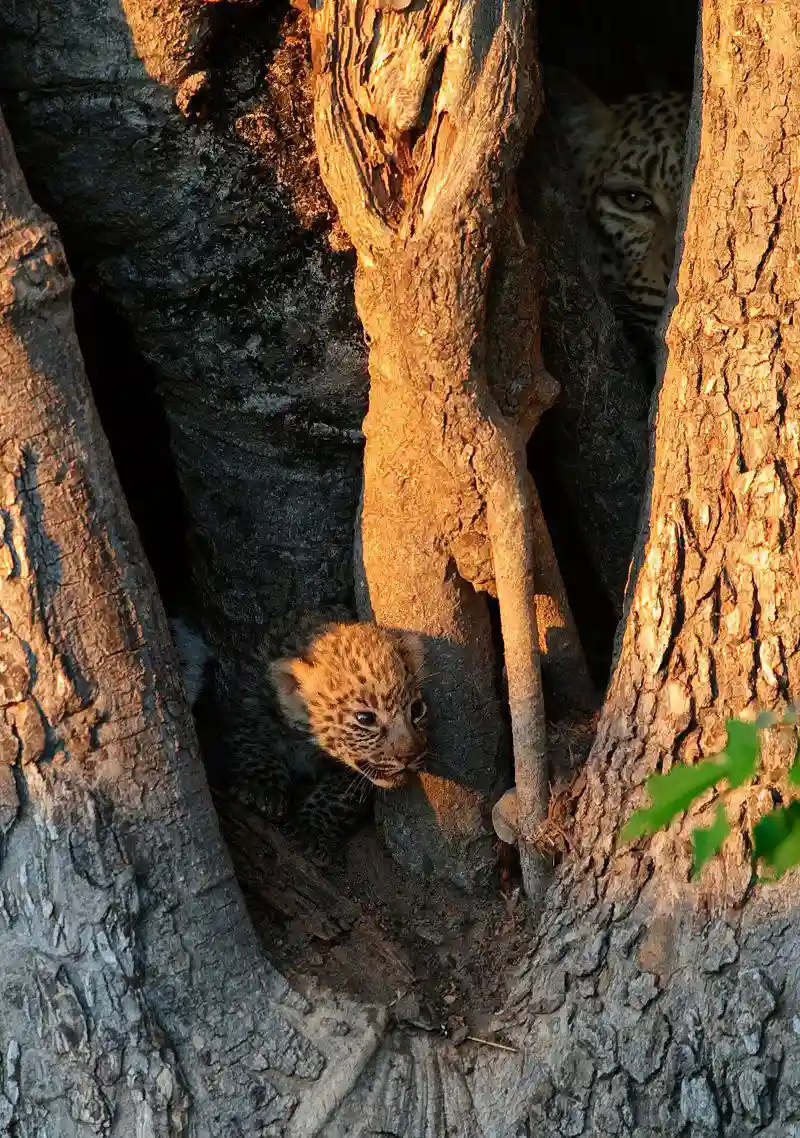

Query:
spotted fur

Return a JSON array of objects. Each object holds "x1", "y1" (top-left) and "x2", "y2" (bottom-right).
[
  {"x1": 210, "y1": 610, "x2": 428, "y2": 858},
  {"x1": 551, "y1": 73, "x2": 689, "y2": 342}
]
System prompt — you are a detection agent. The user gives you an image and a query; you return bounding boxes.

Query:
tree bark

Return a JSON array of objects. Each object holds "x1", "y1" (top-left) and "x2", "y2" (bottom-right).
[
  {"x1": 0, "y1": 0, "x2": 603, "y2": 893},
  {"x1": 310, "y1": 0, "x2": 593, "y2": 891},
  {"x1": 0, "y1": 0, "x2": 634, "y2": 691},
  {"x1": 474, "y1": 4, "x2": 800, "y2": 1132},
  {"x1": 0, "y1": 108, "x2": 340, "y2": 1134},
  {"x1": 6, "y1": 0, "x2": 800, "y2": 1134},
  {"x1": 322, "y1": 3, "x2": 800, "y2": 1130},
  {"x1": 0, "y1": 114, "x2": 538, "y2": 1133},
  {"x1": 0, "y1": 0, "x2": 367, "y2": 677}
]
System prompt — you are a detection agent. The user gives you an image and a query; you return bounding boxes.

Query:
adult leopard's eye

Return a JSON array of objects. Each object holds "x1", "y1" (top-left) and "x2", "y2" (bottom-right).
[
  {"x1": 608, "y1": 189, "x2": 655, "y2": 213},
  {"x1": 354, "y1": 710, "x2": 378, "y2": 728},
  {"x1": 410, "y1": 698, "x2": 427, "y2": 723}
]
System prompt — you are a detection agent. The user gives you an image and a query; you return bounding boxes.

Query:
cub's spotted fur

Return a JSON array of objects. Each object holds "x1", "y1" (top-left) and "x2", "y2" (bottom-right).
[
  {"x1": 211, "y1": 610, "x2": 428, "y2": 857},
  {"x1": 550, "y1": 71, "x2": 690, "y2": 344}
]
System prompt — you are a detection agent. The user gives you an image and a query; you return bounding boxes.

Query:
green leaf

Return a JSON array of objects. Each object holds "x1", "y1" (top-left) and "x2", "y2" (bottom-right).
[
  {"x1": 620, "y1": 759, "x2": 728, "y2": 842},
  {"x1": 753, "y1": 801, "x2": 800, "y2": 879},
  {"x1": 788, "y1": 736, "x2": 800, "y2": 787},
  {"x1": 722, "y1": 719, "x2": 760, "y2": 787},
  {"x1": 691, "y1": 804, "x2": 730, "y2": 876}
]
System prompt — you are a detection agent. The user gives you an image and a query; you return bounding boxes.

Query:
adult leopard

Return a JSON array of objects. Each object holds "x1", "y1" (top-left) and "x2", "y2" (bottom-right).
[{"x1": 546, "y1": 70, "x2": 690, "y2": 346}]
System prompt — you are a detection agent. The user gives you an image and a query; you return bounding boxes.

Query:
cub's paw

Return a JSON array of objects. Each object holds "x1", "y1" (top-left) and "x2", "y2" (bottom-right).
[
  {"x1": 230, "y1": 779, "x2": 291, "y2": 824},
  {"x1": 282, "y1": 817, "x2": 338, "y2": 869}
]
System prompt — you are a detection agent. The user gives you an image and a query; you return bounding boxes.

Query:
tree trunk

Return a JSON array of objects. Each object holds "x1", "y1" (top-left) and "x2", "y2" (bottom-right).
[
  {"x1": 0, "y1": 0, "x2": 638, "y2": 694},
  {"x1": 0, "y1": 108, "x2": 565, "y2": 1134},
  {"x1": 5, "y1": 0, "x2": 800, "y2": 1134},
  {"x1": 0, "y1": 0, "x2": 367, "y2": 677},
  {"x1": 0, "y1": 0, "x2": 605, "y2": 884},
  {"x1": 325, "y1": 2, "x2": 800, "y2": 1129},
  {"x1": 477, "y1": 4, "x2": 800, "y2": 1132},
  {"x1": 310, "y1": 0, "x2": 594, "y2": 891},
  {"x1": 0, "y1": 109, "x2": 341, "y2": 1134}
]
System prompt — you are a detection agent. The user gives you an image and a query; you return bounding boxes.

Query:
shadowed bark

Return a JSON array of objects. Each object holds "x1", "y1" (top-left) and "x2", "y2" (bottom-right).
[
  {"x1": 0, "y1": 107, "x2": 335, "y2": 1134},
  {"x1": 0, "y1": 0, "x2": 367, "y2": 680}
]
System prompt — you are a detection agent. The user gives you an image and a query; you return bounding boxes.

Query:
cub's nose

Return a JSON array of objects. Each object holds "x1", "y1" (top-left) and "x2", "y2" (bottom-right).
[
  {"x1": 395, "y1": 733, "x2": 427, "y2": 770},
  {"x1": 387, "y1": 718, "x2": 427, "y2": 772}
]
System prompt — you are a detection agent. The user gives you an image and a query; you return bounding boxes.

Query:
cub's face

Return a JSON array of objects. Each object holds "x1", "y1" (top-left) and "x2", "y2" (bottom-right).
[{"x1": 271, "y1": 622, "x2": 428, "y2": 788}]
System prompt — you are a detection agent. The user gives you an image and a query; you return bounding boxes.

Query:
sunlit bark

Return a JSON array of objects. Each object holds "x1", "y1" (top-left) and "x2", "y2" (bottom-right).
[{"x1": 311, "y1": 0, "x2": 593, "y2": 893}]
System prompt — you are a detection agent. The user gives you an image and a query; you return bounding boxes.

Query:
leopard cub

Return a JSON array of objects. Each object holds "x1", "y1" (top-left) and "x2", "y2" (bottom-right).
[{"x1": 210, "y1": 611, "x2": 428, "y2": 857}]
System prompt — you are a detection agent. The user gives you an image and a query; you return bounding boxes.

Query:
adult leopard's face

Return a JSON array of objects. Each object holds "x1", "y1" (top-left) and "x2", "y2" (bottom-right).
[
  {"x1": 551, "y1": 73, "x2": 690, "y2": 343},
  {"x1": 590, "y1": 92, "x2": 689, "y2": 336},
  {"x1": 271, "y1": 622, "x2": 428, "y2": 788}
]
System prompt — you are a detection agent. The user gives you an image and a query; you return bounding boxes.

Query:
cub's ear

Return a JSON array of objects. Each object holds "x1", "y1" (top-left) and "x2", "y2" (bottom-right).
[
  {"x1": 388, "y1": 629, "x2": 426, "y2": 679},
  {"x1": 269, "y1": 656, "x2": 315, "y2": 726}
]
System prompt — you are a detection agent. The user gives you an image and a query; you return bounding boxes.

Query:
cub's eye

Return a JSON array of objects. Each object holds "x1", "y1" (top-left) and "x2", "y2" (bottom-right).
[
  {"x1": 409, "y1": 698, "x2": 427, "y2": 723},
  {"x1": 354, "y1": 710, "x2": 378, "y2": 729},
  {"x1": 606, "y1": 189, "x2": 656, "y2": 214}
]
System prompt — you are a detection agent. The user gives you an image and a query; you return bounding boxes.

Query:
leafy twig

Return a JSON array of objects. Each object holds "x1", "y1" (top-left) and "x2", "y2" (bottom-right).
[{"x1": 619, "y1": 711, "x2": 800, "y2": 879}]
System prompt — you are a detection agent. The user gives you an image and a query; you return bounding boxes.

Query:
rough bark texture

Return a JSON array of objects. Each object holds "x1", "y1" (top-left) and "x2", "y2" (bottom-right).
[
  {"x1": 0, "y1": 0, "x2": 615, "y2": 770},
  {"x1": 0, "y1": 0, "x2": 643, "y2": 683},
  {"x1": 318, "y1": 2, "x2": 800, "y2": 1129},
  {"x1": 479, "y1": 4, "x2": 800, "y2": 1132},
  {"x1": 0, "y1": 0, "x2": 366, "y2": 676},
  {"x1": 0, "y1": 109, "x2": 326, "y2": 1136},
  {"x1": 6, "y1": 0, "x2": 800, "y2": 1135},
  {"x1": 312, "y1": 0, "x2": 593, "y2": 891},
  {"x1": 0, "y1": 106, "x2": 520, "y2": 1138}
]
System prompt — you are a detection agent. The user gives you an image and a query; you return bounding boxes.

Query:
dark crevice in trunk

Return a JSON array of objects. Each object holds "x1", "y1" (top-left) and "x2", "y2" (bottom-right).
[{"x1": 71, "y1": 286, "x2": 193, "y2": 614}]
